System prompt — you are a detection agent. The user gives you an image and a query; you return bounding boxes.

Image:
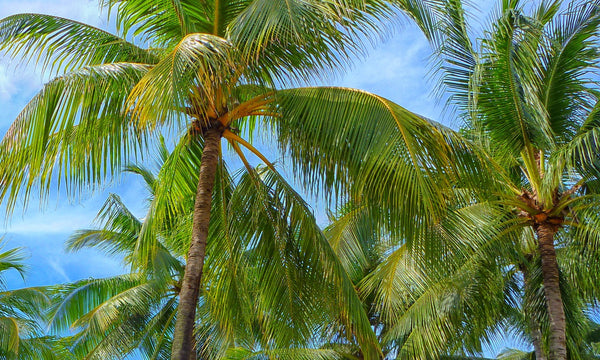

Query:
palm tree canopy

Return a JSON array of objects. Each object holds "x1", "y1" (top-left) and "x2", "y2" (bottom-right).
[
  {"x1": 0, "y1": 245, "x2": 69, "y2": 360},
  {"x1": 352, "y1": 1, "x2": 600, "y2": 359}
]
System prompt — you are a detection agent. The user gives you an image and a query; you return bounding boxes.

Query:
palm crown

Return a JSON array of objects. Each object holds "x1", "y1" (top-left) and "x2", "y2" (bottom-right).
[{"x1": 421, "y1": 1, "x2": 600, "y2": 359}]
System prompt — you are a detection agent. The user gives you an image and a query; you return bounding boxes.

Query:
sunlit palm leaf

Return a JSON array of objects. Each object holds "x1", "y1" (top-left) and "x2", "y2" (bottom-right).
[
  {"x1": 0, "y1": 13, "x2": 157, "y2": 74},
  {"x1": 0, "y1": 63, "x2": 150, "y2": 211}
]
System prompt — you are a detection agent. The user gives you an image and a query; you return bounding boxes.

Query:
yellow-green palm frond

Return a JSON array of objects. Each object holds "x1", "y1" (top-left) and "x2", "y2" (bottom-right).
[
  {"x1": 102, "y1": 0, "x2": 214, "y2": 46},
  {"x1": 0, "y1": 13, "x2": 157, "y2": 74},
  {"x1": 0, "y1": 62, "x2": 150, "y2": 212},
  {"x1": 128, "y1": 33, "x2": 243, "y2": 130},
  {"x1": 270, "y1": 87, "x2": 492, "y2": 240}
]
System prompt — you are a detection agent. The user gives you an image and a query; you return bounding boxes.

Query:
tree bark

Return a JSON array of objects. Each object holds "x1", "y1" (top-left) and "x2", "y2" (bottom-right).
[
  {"x1": 171, "y1": 126, "x2": 223, "y2": 360},
  {"x1": 536, "y1": 224, "x2": 567, "y2": 360}
]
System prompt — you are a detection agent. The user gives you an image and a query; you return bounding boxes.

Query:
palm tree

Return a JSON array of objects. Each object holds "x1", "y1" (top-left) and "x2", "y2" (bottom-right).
[
  {"x1": 435, "y1": 1, "x2": 600, "y2": 358},
  {"x1": 0, "y1": 244, "x2": 70, "y2": 359},
  {"x1": 324, "y1": 201, "x2": 600, "y2": 360},
  {"x1": 0, "y1": 0, "x2": 482, "y2": 358},
  {"x1": 0, "y1": 1, "x2": 461, "y2": 359},
  {"x1": 333, "y1": 1, "x2": 600, "y2": 359}
]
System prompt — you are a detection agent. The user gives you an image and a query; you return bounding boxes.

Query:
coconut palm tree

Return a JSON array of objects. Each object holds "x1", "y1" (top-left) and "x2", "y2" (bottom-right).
[
  {"x1": 435, "y1": 1, "x2": 600, "y2": 358},
  {"x1": 324, "y1": 200, "x2": 600, "y2": 360},
  {"x1": 0, "y1": 0, "x2": 460, "y2": 359},
  {"x1": 0, "y1": 1, "x2": 462, "y2": 359},
  {"x1": 334, "y1": 1, "x2": 600, "y2": 359},
  {"x1": 0, "y1": 244, "x2": 70, "y2": 359}
]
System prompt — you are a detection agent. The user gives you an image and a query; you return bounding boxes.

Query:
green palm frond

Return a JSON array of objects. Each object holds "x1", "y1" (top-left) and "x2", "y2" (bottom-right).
[
  {"x1": 324, "y1": 204, "x2": 381, "y2": 283},
  {"x1": 551, "y1": 100, "x2": 600, "y2": 182},
  {"x1": 271, "y1": 86, "x2": 490, "y2": 239},
  {"x1": 68, "y1": 194, "x2": 142, "y2": 259},
  {"x1": 477, "y1": 4, "x2": 552, "y2": 158},
  {"x1": 0, "y1": 246, "x2": 27, "y2": 285},
  {"x1": 0, "y1": 335, "x2": 69, "y2": 360},
  {"x1": 496, "y1": 348, "x2": 534, "y2": 360},
  {"x1": 228, "y1": 0, "x2": 393, "y2": 82},
  {"x1": 0, "y1": 13, "x2": 157, "y2": 74},
  {"x1": 0, "y1": 283, "x2": 54, "y2": 359},
  {"x1": 539, "y1": 0, "x2": 600, "y2": 143},
  {"x1": 228, "y1": 166, "x2": 382, "y2": 359},
  {"x1": 48, "y1": 275, "x2": 149, "y2": 333},
  {"x1": 432, "y1": 0, "x2": 478, "y2": 110},
  {"x1": 0, "y1": 245, "x2": 62, "y2": 359},
  {"x1": 49, "y1": 273, "x2": 175, "y2": 359},
  {"x1": 68, "y1": 156, "x2": 184, "y2": 277},
  {"x1": 0, "y1": 62, "x2": 150, "y2": 212},
  {"x1": 102, "y1": 0, "x2": 213, "y2": 46}
]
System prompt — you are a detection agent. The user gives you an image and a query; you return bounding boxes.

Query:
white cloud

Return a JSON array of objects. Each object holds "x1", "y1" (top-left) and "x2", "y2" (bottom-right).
[
  {"x1": 0, "y1": 61, "x2": 42, "y2": 101},
  {"x1": 0, "y1": 65, "x2": 16, "y2": 100},
  {"x1": 47, "y1": 256, "x2": 71, "y2": 283}
]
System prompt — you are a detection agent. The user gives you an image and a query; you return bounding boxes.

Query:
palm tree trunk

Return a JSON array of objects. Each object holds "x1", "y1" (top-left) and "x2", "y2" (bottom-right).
[
  {"x1": 171, "y1": 126, "x2": 223, "y2": 360},
  {"x1": 536, "y1": 223, "x2": 566, "y2": 360}
]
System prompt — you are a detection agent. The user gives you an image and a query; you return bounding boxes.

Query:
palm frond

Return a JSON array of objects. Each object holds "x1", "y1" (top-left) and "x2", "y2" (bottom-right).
[
  {"x1": 102, "y1": 0, "x2": 213, "y2": 47},
  {"x1": 0, "y1": 62, "x2": 150, "y2": 212},
  {"x1": 539, "y1": 0, "x2": 600, "y2": 143},
  {"x1": 0, "y1": 246, "x2": 27, "y2": 285},
  {"x1": 228, "y1": 0, "x2": 394, "y2": 83},
  {"x1": 271, "y1": 86, "x2": 489, "y2": 240},
  {"x1": 128, "y1": 33, "x2": 242, "y2": 130},
  {"x1": 228, "y1": 166, "x2": 382, "y2": 360},
  {"x1": 0, "y1": 13, "x2": 157, "y2": 74}
]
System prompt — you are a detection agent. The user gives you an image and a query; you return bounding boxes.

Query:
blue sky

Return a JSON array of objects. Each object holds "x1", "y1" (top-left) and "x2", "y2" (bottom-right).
[{"x1": 0, "y1": 0, "x2": 524, "y2": 355}]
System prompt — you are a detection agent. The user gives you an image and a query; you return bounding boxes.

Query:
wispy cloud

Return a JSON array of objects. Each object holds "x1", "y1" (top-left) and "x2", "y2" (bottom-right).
[
  {"x1": 3, "y1": 233, "x2": 127, "y2": 287},
  {"x1": 47, "y1": 257, "x2": 71, "y2": 283},
  {"x1": 1, "y1": 177, "x2": 148, "y2": 235},
  {"x1": 4, "y1": 209, "x2": 97, "y2": 235}
]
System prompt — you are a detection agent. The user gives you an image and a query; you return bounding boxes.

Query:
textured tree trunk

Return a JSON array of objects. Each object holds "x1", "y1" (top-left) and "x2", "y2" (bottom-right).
[
  {"x1": 522, "y1": 266, "x2": 546, "y2": 360},
  {"x1": 536, "y1": 224, "x2": 566, "y2": 360},
  {"x1": 171, "y1": 126, "x2": 223, "y2": 360}
]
